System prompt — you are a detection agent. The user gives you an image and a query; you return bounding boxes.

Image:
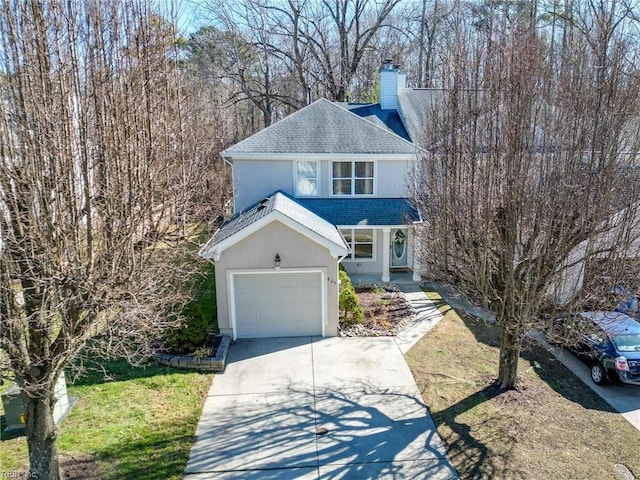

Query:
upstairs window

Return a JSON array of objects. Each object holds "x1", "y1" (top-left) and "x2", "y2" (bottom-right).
[
  {"x1": 341, "y1": 228, "x2": 374, "y2": 260},
  {"x1": 332, "y1": 161, "x2": 374, "y2": 195},
  {"x1": 295, "y1": 161, "x2": 318, "y2": 196}
]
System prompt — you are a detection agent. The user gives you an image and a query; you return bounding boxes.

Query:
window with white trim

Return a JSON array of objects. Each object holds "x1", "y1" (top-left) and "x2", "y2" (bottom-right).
[
  {"x1": 295, "y1": 160, "x2": 318, "y2": 196},
  {"x1": 341, "y1": 228, "x2": 374, "y2": 259},
  {"x1": 332, "y1": 161, "x2": 374, "y2": 195}
]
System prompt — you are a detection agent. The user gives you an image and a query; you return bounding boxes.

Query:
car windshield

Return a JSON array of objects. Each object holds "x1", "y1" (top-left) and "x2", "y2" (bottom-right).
[{"x1": 612, "y1": 333, "x2": 640, "y2": 352}]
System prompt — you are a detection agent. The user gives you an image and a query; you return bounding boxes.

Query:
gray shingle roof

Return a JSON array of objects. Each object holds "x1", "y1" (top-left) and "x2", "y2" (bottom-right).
[
  {"x1": 222, "y1": 98, "x2": 417, "y2": 156},
  {"x1": 199, "y1": 191, "x2": 349, "y2": 258},
  {"x1": 296, "y1": 197, "x2": 421, "y2": 226},
  {"x1": 397, "y1": 89, "x2": 444, "y2": 145}
]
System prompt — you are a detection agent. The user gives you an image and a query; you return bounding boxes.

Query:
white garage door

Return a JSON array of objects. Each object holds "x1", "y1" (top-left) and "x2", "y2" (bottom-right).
[{"x1": 233, "y1": 272, "x2": 323, "y2": 338}]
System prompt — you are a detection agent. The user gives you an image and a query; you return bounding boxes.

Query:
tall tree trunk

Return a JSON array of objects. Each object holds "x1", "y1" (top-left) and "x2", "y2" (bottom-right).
[
  {"x1": 1, "y1": 1, "x2": 213, "y2": 476},
  {"x1": 25, "y1": 390, "x2": 60, "y2": 480},
  {"x1": 497, "y1": 321, "x2": 521, "y2": 389},
  {"x1": 417, "y1": 0, "x2": 427, "y2": 87}
]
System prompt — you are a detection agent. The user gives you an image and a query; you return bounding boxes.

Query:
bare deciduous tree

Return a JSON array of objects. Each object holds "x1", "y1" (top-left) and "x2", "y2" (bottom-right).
[
  {"x1": 197, "y1": 0, "x2": 303, "y2": 127},
  {"x1": 398, "y1": 0, "x2": 450, "y2": 88},
  {"x1": 196, "y1": 0, "x2": 404, "y2": 116},
  {"x1": 0, "y1": 1, "x2": 223, "y2": 477},
  {"x1": 303, "y1": 0, "x2": 403, "y2": 101},
  {"x1": 412, "y1": 1, "x2": 640, "y2": 389}
]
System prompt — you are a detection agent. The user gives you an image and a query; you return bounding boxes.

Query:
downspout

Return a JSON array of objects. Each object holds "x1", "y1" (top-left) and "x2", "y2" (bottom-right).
[{"x1": 223, "y1": 154, "x2": 235, "y2": 216}]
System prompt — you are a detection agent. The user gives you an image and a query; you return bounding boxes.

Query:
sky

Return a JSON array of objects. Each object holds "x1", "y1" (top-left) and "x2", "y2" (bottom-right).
[{"x1": 159, "y1": 0, "x2": 208, "y2": 37}]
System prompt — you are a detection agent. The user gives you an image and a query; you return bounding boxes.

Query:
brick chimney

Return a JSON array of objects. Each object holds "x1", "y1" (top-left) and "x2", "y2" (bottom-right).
[{"x1": 379, "y1": 60, "x2": 406, "y2": 111}]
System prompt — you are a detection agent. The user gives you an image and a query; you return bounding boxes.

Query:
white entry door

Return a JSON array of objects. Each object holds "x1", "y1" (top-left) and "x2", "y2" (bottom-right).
[{"x1": 391, "y1": 229, "x2": 408, "y2": 267}]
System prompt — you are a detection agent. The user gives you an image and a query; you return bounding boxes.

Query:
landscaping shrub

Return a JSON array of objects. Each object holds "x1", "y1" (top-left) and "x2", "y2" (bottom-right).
[
  {"x1": 164, "y1": 262, "x2": 217, "y2": 353},
  {"x1": 339, "y1": 269, "x2": 364, "y2": 326}
]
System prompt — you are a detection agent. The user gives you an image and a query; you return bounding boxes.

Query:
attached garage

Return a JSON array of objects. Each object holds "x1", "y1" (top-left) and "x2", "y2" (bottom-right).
[
  {"x1": 199, "y1": 192, "x2": 350, "y2": 340},
  {"x1": 231, "y1": 271, "x2": 324, "y2": 339}
]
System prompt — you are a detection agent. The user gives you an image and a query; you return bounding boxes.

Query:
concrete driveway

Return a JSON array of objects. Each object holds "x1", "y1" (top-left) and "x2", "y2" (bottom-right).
[{"x1": 184, "y1": 336, "x2": 458, "y2": 479}]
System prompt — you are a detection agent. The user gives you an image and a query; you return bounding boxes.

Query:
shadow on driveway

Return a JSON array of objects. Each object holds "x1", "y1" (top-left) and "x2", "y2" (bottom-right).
[
  {"x1": 185, "y1": 337, "x2": 458, "y2": 479},
  {"x1": 187, "y1": 382, "x2": 456, "y2": 479}
]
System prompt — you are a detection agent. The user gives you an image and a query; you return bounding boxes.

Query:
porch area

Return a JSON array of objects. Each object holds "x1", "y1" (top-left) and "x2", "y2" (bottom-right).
[{"x1": 349, "y1": 270, "x2": 422, "y2": 287}]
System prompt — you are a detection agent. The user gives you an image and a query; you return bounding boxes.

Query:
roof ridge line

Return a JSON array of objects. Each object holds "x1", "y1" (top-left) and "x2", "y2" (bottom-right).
[
  {"x1": 270, "y1": 196, "x2": 346, "y2": 248},
  {"x1": 224, "y1": 98, "x2": 419, "y2": 157},
  {"x1": 221, "y1": 99, "x2": 333, "y2": 158},
  {"x1": 326, "y1": 100, "x2": 418, "y2": 149}
]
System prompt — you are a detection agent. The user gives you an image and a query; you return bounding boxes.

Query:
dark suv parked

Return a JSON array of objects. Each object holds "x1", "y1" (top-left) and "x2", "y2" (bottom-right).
[{"x1": 548, "y1": 311, "x2": 640, "y2": 386}]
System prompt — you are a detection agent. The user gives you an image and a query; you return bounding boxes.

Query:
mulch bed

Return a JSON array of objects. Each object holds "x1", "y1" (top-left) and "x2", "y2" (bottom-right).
[{"x1": 339, "y1": 286, "x2": 415, "y2": 336}]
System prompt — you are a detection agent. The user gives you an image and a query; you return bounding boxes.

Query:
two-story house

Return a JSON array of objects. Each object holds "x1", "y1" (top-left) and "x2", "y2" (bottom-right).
[{"x1": 200, "y1": 62, "x2": 433, "y2": 340}]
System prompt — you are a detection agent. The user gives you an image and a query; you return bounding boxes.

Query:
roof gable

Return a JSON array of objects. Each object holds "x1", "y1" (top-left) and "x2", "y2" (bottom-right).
[
  {"x1": 199, "y1": 191, "x2": 349, "y2": 260},
  {"x1": 222, "y1": 98, "x2": 417, "y2": 157}
]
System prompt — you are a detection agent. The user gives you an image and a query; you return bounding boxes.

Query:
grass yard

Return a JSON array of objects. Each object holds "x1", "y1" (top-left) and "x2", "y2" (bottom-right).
[
  {"x1": 0, "y1": 360, "x2": 212, "y2": 479},
  {"x1": 405, "y1": 290, "x2": 640, "y2": 480}
]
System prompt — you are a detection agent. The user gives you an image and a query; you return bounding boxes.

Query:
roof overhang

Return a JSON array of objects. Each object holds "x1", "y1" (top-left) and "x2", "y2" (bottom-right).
[
  {"x1": 220, "y1": 152, "x2": 418, "y2": 163},
  {"x1": 336, "y1": 224, "x2": 417, "y2": 229},
  {"x1": 199, "y1": 210, "x2": 350, "y2": 261}
]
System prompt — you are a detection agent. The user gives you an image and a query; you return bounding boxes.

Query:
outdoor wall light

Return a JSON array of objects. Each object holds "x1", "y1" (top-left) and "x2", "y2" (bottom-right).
[{"x1": 274, "y1": 253, "x2": 281, "y2": 269}]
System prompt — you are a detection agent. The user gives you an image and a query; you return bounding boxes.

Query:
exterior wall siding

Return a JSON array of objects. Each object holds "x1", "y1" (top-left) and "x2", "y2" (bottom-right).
[
  {"x1": 375, "y1": 160, "x2": 413, "y2": 197},
  {"x1": 320, "y1": 161, "x2": 331, "y2": 197},
  {"x1": 214, "y1": 220, "x2": 340, "y2": 338},
  {"x1": 340, "y1": 229, "x2": 385, "y2": 277},
  {"x1": 233, "y1": 160, "x2": 294, "y2": 212},
  {"x1": 233, "y1": 157, "x2": 414, "y2": 211},
  {"x1": 380, "y1": 69, "x2": 399, "y2": 110}
]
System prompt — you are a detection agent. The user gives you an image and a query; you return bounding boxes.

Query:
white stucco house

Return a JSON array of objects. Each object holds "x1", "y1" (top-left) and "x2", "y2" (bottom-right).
[
  {"x1": 200, "y1": 62, "x2": 435, "y2": 340},
  {"x1": 548, "y1": 202, "x2": 640, "y2": 305}
]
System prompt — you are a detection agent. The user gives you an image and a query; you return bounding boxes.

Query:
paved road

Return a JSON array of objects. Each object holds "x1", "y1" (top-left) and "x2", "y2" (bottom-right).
[{"x1": 530, "y1": 331, "x2": 640, "y2": 432}]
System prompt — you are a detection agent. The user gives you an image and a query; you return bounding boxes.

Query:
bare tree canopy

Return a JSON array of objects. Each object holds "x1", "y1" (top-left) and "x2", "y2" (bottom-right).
[
  {"x1": 0, "y1": 1, "x2": 225, "y2": 478},
  {"x1": 193, "y1": 0, "x2": 404, "y2": 129},
  {"x1": 412, "y1": 1, "x2": 640, "y2": 389}
]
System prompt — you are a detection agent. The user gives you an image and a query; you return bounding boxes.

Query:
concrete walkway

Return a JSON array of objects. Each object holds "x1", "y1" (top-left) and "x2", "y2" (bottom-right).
[
  {"x1": 424, "y1": 281, "x2": 496, "y2": 323},
  {"x1": 396, "y1": 285, "x2": 445, "y2": 354},
  {"x1": 185, "y1": 336, "x2": 458, "y2": 479}
]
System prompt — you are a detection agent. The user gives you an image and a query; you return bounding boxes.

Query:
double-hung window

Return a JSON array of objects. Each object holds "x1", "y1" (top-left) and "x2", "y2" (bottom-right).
[
  {"x1": 341, "y1": 228, "x2": 374, "y2": 260},
  {"x1": 332, "y1": 161, "x2": 374, "y2": 195},
  {"x1": 295, "y1": 160, "x2": 318, "y2": 196}
]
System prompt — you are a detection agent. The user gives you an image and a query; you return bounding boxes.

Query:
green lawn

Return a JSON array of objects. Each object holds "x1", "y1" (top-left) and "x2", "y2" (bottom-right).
[
  {"x1": 1, "y1": 360, "x2": 212, "y2": 479},
  {"x1": 1, "y1": 226, "x2": 216, "y2": 478},
  {"x1": 405, "y1": 290, "x2": 640, "y2": 480}
]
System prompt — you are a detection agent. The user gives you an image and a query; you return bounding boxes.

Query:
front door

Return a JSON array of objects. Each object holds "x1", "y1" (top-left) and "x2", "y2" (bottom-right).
[{"x1": 391, "y1": 229, "x2": 408, "y2": 267}]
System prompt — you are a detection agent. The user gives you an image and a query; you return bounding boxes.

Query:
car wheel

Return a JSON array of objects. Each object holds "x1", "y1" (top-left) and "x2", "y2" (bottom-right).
[{"x1": 590, "y1": 363, "x2": 608, "y2": 386}]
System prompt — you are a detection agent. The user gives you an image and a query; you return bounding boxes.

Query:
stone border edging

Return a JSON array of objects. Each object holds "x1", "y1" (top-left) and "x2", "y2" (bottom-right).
[{"x1": 154, "y1": 335, "x2": 231, "y2": 372}]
